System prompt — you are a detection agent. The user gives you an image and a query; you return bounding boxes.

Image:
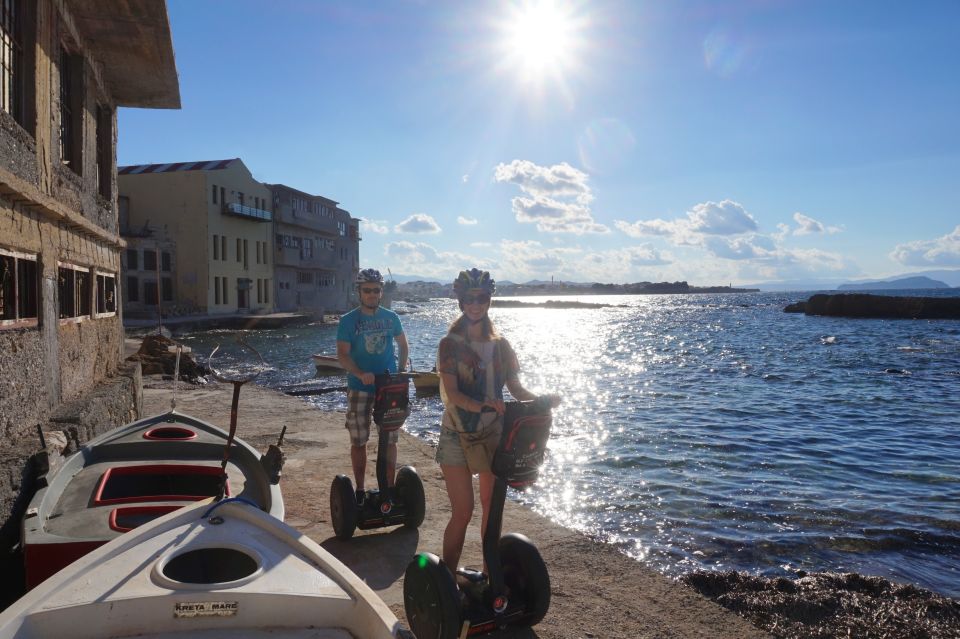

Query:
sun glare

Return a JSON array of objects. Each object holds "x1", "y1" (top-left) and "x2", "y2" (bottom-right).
[{"x1": 497, "y1": 0, "x2": 585, "y2": 90}]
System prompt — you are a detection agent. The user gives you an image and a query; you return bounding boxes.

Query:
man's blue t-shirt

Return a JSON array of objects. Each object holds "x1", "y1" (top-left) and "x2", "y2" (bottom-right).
[{"x1": 336, "y1": 306, "x2": 404, "y2": 392}]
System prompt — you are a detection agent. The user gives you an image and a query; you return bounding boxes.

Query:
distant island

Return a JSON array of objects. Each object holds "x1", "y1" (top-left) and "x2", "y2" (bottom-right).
[
  {"x1": 394, "y1": 279, "x2": 758, "y2": 301},
  {"x1": 837, "y1": 276, "x2": 950, "y2": 291}
]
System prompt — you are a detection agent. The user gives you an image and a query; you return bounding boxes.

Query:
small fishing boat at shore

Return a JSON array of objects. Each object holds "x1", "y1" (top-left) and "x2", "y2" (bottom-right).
[
  {"x1": 21, "y1": 409, "x2": 285, "y2": 590},
  {"x1": 410, "y1": 369, "x2": 440, "y2": 392},
  {"x1": 313, "y1": 353, "x2": 345, "y2": 374},
  {"x1": 1, "y1": 499, "x2": 407, "y2": 638}
]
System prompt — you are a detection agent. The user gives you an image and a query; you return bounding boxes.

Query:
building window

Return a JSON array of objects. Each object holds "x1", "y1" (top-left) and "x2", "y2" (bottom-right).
[
  {"x1": 257, "y1": 278, "x2": 262, "y2": 304},
  {"x1": 220, "y1": 186, "x2": 225, "y2": 206},
  {"x1": 213, "y1": 234, "x2": 219, "y2": 260},
  {"x1": 96, "y1": 105, "x2": 112, "y2": 197},
  {"x1": 59, "y1": 47, "x2": 83, "y2": 173},
  {"x1": 255, "y1": 241, "x2": 260, "y2": 264},
  {"x1": 221, "y1": 236, "x2": 226, "y2": 261},
  {"x1": 144, "y1": 281, "x2": 157, "y2": 306},
  {"x1": 297, "y1": 271, "x2": 313, "y2": 285},
  {"x1": 161, "y1": 277, "x2": 173, "y2": 302},
  {"x1": 212, "y1": 184, "x2": 217, "y2": 204},
  {"x1": 126, "y1": 248, "x2": 138, "y2": 270},
  {"x1": 214, "y1": 276, "x2": 220, "y2": 305},
  {"x1": 58, "y1": 264, "x2": 91, "y2": 319},
  {"x1": 264, "y1": 279, "x2": 270, "y2": 304},
  {"x1": 95, "y1": 273, "x2": 116, "y2": 315},
  {"x1": 161, "y1": 251, "x2": 171, "y2": 272},
  {"x1": 302, "y1": 238, "x2": 313, "y2": 259},
  {"x1": 1, "y1": 249, "x2": 38, "y2": 327},
  {"x1": 1, "y1": 0, "x2": 26, "y2": 124},
  {"x1": 243, "y1": 239, "x2": 248, "y2": 269},
  {"x1": 236, "y1": 238, "x2": 241, "y2": 263},
  {"x1": 143, "y1": 249, "x2": 157, "y2": 271},
  {"x1": 127, "y1": 275, "x2": 139, "y2": 302},
  {"x1": 222, "y1": 277, "x2": 228, "y2": 305}
]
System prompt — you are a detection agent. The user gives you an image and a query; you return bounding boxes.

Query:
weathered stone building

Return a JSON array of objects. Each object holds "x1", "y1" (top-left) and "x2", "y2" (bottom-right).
[
  {"x1": 269, "y1": 183, "x2": 360, "y2": 315},
  {"x1": 0, "y1": 0, "x2": 179, "y2": 606}
]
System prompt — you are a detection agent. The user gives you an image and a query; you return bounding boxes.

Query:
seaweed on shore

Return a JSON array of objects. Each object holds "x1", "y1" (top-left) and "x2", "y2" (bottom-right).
[{"x1": 683, "y1": 570, "x2": 960, "y2": 639}]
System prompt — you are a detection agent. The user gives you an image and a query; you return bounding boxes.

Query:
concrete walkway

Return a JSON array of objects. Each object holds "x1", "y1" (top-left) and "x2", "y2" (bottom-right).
[{"x1": 142, "y1": 378, "x2": 768, "y2": 639}]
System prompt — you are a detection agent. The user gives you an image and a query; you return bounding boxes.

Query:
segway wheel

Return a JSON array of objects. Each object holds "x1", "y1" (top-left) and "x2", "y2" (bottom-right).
[
  {"x1": 395, "y1": 465, "x2": 426, "y2": 529},
  {"x1": 499, "y1": 533, "x2": 551, "y2": 626},
  {"x1": 330, "y1": 474, "x2": 358, "y2": 540},
  {"x1": 403, "y1": 553, "x2": 461, "y2": 639}
]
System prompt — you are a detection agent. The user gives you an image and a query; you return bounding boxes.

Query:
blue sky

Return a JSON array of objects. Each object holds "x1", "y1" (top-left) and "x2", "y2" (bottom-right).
[{"x1": 118, "y1": 0, "x2": 960, "y2": 286}]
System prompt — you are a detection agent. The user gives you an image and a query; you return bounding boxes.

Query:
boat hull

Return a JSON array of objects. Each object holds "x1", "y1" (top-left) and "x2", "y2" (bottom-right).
[
  {"x1": 312, "y1": 354, "x2": 344, "y2": 375},
  {"x1": 21, "y1": 410, "x2": 283, "y2": 590},
  {"x1": 2, "y1": 500, "x2": 402, "y2": 638}
]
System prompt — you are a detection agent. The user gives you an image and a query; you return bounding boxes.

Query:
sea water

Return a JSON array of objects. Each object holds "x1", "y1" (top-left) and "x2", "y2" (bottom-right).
[{"x1": 179, "y1": 291, "x2": 960, "y2": 598}]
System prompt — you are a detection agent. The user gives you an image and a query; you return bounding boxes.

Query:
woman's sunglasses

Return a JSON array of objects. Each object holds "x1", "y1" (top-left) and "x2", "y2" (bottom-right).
[{"x1": 463, "y1": 294, "x2": 490, "y2": 305}]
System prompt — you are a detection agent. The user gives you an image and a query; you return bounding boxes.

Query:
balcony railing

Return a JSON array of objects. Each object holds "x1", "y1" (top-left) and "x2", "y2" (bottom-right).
[{"x1": 223, "y1": 202, "x2": 272, "y2": 222}]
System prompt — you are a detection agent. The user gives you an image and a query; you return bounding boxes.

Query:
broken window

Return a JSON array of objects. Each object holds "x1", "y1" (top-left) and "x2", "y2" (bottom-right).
[
  {"x1": 95, "y1": 273, "x2": 116, "y2": 315},
  {"x1": 58, "y1": 264, "x2": 91, "y2": 319}
]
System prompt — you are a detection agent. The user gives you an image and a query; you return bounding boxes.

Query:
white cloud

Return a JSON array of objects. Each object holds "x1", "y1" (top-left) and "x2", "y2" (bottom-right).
[
  {"x1": 462, "y1": 174, "x2": 470, "y2": 183},
  {"x1": 890, "y1": 225, "x2": 960, "y2": 267},
  {"x1": 457, "y1": 216, "x2": 478, "y2": 225},
  {"x1": 360, "y1": 218, "x2": 390, "y2": 235},
  {"x1": 395, "y1": 213, "x2": 442, "y2": 234},
  {"x1": 615, "y1": 199, "x2": 756, "y2": 244},
  {"x1": 493, "y1": 159, "x2": 609, "y2": 234},
  {"x1": 792, "y1": 212, "x2": 842, "y2": 236},
  {"x1": 384, "y1": 241, "x2": 486, "y2": 279}
]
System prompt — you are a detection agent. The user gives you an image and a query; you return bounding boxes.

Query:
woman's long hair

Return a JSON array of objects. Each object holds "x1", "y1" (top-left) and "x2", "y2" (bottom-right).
[{"x1": 448, "y1": 313, "x2": 498, "y2": 340}]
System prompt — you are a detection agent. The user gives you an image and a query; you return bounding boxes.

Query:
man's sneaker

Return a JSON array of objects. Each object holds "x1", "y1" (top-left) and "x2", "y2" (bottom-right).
[{"x1": 355, "y1": 489, "x2": 365, "y2": 506}]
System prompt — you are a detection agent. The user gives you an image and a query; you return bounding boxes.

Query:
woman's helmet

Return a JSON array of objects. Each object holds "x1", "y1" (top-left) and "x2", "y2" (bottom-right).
[
  {"x1": 453, "y1": 268, "x2": 495, "y2": 298},
  {"x1": 356, "y1": 268, "x2": 383, "y2": 285}
]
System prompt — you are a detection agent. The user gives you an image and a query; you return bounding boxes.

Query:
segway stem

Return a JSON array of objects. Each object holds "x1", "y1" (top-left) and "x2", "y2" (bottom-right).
[
  {"x1": 483, "y1": 475, "x2": 509, "y2": 595},
  {"x1": 375, "y1": 425, "x2": 392, "y2": 498}
]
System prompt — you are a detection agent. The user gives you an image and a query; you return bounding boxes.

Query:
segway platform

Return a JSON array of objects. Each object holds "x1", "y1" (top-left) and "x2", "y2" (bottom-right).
[
  {"x1": 330, "y1": 373, "x2": 426, "y2": 540},
  {"x1": 404, "y1": 396, "x2": 556, "y2": 639}
]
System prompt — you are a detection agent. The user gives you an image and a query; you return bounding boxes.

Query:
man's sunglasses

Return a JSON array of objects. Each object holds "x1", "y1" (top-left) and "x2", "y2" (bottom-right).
[
  {"x1": 360, "y1": 287, "x2": 382, "y2": 295},
  {"x1": 463, "y1": 294, "x2": 490, "y2": 305}
]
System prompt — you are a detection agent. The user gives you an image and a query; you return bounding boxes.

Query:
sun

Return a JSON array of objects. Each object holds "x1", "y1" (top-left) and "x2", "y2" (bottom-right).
[{"x1": 497, "y1": 1, "x2": 585, "y2": 88}]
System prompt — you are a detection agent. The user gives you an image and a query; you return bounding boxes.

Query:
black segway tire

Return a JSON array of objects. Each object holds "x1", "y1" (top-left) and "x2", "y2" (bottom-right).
[
  {"x1": 396, "y1": 465, "x2": 426, "y2": 529},
  {"x1": 403, "y1": 553, "x2": 461, "y2": 639},
  {"x1": 330, "y1": 474, "x2": 358, "y2": 540},
  {"x1": 499, "y1": 533, "x2": 551, "y2": 626}
]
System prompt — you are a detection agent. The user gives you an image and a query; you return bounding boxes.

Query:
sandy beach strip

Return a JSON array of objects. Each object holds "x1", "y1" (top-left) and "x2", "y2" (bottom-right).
[{"x1": 142, "y1": 378, "x2": 768, "y2": 638}]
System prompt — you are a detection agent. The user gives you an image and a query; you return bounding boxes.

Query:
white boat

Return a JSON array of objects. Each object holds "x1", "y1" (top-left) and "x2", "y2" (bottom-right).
[
  {"x1": 313, "y1": 353, "x2": 345, "y2": 374},
  {"x1": 21, "y1": 409, "x2": 284, "y2": 590},
  {"x1": 0, "y1": 498, "x2": 408, "y2": 638}
]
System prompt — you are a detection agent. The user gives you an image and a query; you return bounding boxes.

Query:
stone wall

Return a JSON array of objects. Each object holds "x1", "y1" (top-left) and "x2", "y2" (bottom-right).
[{"x1": 0, "y1": 362, "x2": 141, "y2": 609}]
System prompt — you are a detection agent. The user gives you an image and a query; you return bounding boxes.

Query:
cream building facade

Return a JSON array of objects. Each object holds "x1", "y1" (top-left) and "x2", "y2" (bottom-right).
[{"x1": 118, "y1": 159, "x2": 275, "y2": 315}]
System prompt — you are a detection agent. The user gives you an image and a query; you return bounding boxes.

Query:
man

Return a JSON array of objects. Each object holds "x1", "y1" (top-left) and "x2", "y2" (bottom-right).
[{"x1": 336, "y1": 268, "x2": 408, "y2": 504}]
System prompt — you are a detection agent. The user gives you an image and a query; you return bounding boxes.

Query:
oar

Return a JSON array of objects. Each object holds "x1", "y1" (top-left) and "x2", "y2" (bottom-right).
[{"x1": 208, "y1": 337, "x2": 267, "y2": 501}]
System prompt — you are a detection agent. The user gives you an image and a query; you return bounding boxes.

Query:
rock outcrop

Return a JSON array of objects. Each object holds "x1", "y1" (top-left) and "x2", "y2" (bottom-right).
[
  {"x1": 784, "y1": 293, "x2": 960, "y2": 319},
  {"x1": 126, "y1": 334, "x2": 208, "y2": 379}
]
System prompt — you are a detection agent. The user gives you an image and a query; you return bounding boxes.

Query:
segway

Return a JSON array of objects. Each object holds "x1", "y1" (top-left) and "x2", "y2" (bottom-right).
[
  {"x1": 403, "y1": 396, "x2": 557, "y2": 638},
  {"x1": 330, "y1": 373, "x2": 426, "y2": 540}
]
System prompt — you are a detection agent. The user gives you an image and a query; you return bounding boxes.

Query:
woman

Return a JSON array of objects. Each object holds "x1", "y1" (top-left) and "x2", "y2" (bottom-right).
[{"x1": 435, "y1": 268, "x2": 560, "y2": 575}]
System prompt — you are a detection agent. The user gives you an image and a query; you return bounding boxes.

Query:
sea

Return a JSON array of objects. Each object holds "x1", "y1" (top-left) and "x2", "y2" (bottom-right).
[{"x1": 177, "y1": 290, "x2": 960, "y2": 599}]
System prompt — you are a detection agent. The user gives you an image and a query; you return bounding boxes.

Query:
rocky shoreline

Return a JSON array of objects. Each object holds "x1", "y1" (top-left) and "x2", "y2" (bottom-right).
[
  {"x1": 784, "y1": 293, "x2": 960, "y2": 319},
  {"x1": 685, "y1": 570, "x2": 960, "y2": 638}
]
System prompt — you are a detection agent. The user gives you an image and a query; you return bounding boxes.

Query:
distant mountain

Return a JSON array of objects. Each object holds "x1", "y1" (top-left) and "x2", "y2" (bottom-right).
[
  {"x1": 838, "y1": 276, "x2": 950, "y2": 291},
  {"x1": 840, "y1": 269, "x2": 960, "y2": 289}
]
